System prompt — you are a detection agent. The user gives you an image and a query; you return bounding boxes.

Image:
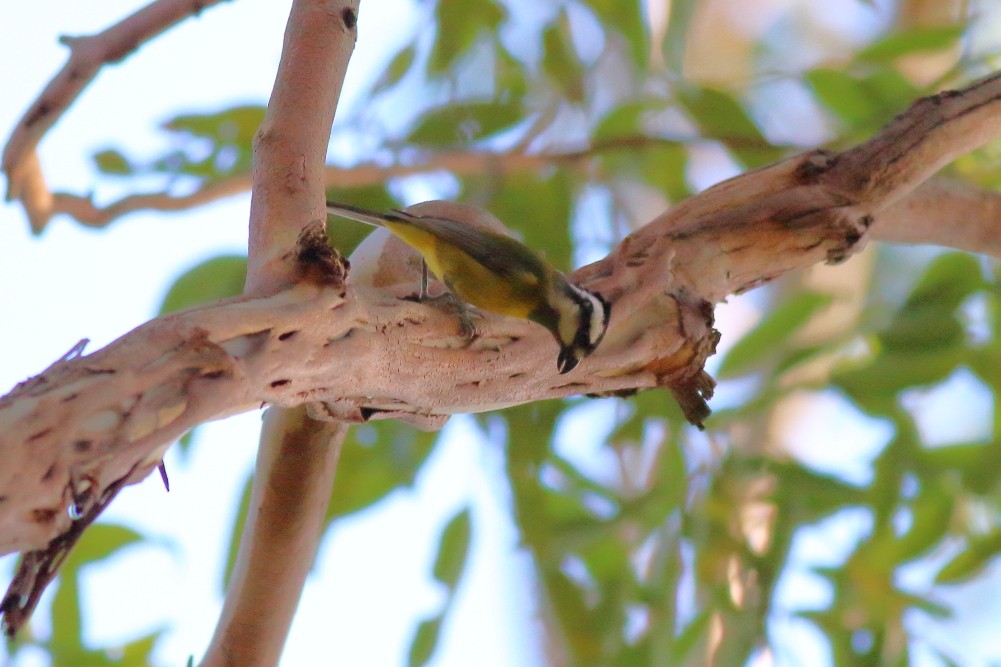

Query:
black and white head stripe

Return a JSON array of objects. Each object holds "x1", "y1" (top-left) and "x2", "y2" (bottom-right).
[
  {"x1": 569, "y1": 284, "x2": 610, "y2": 353},
  {"x1": 555, "y1": 285, "x2": 610, "y2": 374},
  {"x1": 585, "y1": 290, "x2": 610, "y2": 348}
]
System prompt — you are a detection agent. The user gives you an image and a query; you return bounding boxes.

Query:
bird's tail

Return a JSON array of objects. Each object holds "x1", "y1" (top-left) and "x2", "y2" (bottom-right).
[{"x1": 325, "y1": 201, "x2": 390, "y2": 228}]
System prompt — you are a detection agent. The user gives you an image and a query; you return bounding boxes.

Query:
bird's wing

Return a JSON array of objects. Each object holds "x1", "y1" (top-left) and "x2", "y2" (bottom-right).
[{"x1": 394, "y1": 210, "x2": 545, "y2": 282}]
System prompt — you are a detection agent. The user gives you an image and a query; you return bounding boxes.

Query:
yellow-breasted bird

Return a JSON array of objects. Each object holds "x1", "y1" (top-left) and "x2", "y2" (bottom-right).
[{"x1": 326, "y1": 201, "x2": 610, "y2": 373}]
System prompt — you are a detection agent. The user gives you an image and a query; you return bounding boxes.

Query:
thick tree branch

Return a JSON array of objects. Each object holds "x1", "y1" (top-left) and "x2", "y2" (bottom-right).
[
  {"x1": 2, "y1": 68, "x2": 1001, "y2": 636},
  {"x1": 2, "y1": 0, "x2": 229, "y2": 233},
  {"x1": 202, "y1": 407, "x2": 346, "y2": 667}
]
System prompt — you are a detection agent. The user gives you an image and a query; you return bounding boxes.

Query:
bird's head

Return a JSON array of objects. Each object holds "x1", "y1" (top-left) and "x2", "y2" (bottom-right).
[{"x1": 555, "y1": 286, "x2": 611, "y2": 374}]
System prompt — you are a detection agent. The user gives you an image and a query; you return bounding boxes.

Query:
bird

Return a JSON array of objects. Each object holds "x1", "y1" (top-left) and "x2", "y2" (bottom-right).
[{"x1": 326, "y1": 200, "x2": 611, "y2": 373}]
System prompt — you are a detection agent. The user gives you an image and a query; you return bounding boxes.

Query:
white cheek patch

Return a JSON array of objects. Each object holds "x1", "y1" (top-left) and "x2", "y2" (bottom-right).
[{"x1": 586, "y1": 293, "x2": 608, "y2": 346}]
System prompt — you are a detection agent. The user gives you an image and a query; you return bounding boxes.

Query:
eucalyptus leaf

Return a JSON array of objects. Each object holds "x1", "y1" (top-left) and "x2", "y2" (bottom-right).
[
  {"x1": 718, "y1": 291, "x2": 833, "y2": 378},
  {"x1": 407, "y1": 616, "x2": 443, "y2": 667},
  {"x1": 429, "y1": 0, "x2": 505, "y2": 74},
  {"x1": 432, "y1": 506, "x2": 472, "y2": 589},
  {"x1": 407, "y1": 101, "x2": 524, "y2": 147},
  {"x1": 157, "y1": 255, "x2": 247, "y2": 316}
]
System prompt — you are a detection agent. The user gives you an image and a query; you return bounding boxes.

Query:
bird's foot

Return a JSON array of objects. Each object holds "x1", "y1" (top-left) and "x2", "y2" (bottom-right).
[{"x1": 405, "y1": 291, "x2": 477, "y2": 343}]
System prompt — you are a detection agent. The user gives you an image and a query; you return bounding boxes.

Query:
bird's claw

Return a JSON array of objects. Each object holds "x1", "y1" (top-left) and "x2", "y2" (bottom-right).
[{"x1": 407, "y1": 291, "x2": 477, "y2": 343}]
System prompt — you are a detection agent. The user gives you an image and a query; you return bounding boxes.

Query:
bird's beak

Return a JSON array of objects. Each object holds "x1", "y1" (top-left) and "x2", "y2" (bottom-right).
[{"x1": 557, "y1": 347, "x2": 580, "y2": 374}]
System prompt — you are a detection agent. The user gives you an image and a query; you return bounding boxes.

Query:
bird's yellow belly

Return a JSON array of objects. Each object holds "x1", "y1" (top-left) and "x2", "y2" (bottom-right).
[{"x1": 440, "y1": 253, "x2": 536, "y2": 319}]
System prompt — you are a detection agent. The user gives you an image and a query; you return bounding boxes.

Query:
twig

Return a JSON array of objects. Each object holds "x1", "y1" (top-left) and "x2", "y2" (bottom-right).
[{"x1": 2, "y1": 0, "x2": 230, "y2": 232}]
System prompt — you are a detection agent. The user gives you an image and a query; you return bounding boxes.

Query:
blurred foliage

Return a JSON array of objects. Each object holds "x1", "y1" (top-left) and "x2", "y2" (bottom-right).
[{"x1": 15, "y1": 0, "x2": 1001, "y2": 666}]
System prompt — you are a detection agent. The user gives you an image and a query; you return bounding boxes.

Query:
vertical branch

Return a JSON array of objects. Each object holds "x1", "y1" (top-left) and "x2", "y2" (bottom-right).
[
  {"x1": 202, "y1": 1, "x2": 358, "y2": 664},
  {"x1": 244, "y1": 0, "x2": 358, "y2": 295},
  {"x1": 202, "y1": 408, "x2": 347, "y2": 667}
]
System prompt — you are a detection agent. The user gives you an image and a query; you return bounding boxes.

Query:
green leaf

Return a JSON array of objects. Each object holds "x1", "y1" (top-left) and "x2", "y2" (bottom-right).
[
  {"x1": 372, "y1": 44, "x2": 417, "y2": 94},
  {"x1": 177, "y1": 428, "x2": 197, "y2": 458},
  {"x1": 407, "y1": 100, "x2": 524, "y2": 147},
  {"x1": 66, "y1": 524, "x2": 144, "y2": 568},
  {"x1": 857, "y1": 25, "x2": 965, "y2": 63},
  {"x1": 670, "y1": 610, "x2": 713, "y2": 662},
  {"x1": 118, "y1": 630, "x2": 163, "y2": 665},
  {"x1": 52, "y1": 524, "x2": 145, "y2": 654},
  {"x1": 324, "y1": 422, "x2": 439, "y2": 521},
  {"x1": 718, "y1": 291, "x2": 834, "y2": 378},
  {"x1": 92, "y1": 149, "x2": 133, "y2": 175},
  {"x1": 902, "y1": 253, "x2": 984, "y2": 312},
  {"x1": 806, "y1": 66, "x2": 921, "y2": 133},
  {"x1": 917, "y1": 442, "x2": 999, "y2": 492},
  {"x1": 429, "y1": 0, "x2": 506, "y2": 74},
  {"x1": 675, "y1": 85, "x2": 781, "y2": 167},
  {"x1": 594, "y1": 99, "x2": 670, "y2": 141},
  {"x1": 51, "y1": 577, "x2": 83, "y2": 653},
  {"x1": 579, "y1": 538, "x2": 630, "y2": 583},
  {"x1": 835, "y1": 347, "x2": 967, "y2": 405},
  {"x1": 408, "y1": 615, "x2": 444, "y2": 667},
  {"x1": 879, "y1": 310, "x2": 964, "y2": 352},
  {"x1": 579, "y1": 0, "x2": 649, "y2": 68},
  {"x1": 432, "y1": 506, "x2": 472, "y2": 589},
  {"x1": 637, "y1": 142, "x2": 690, "y2": 201},
  {"x1": 837, "y1": 254, "x2": 985, "y2": 405},
  {"x1": 806, "y1": 68, "x2": 889, "y2": 128},
  {"x1": 676, "y1": 84, "x2": 763, "y2": 140},
  {"x1": 892, "y1": 484, "x2": 953, "y2": 561},
  {"x1": 164, "y1": 105, "x2": 266, "y2": 145},
  {"x1": 483, "y1": 171, "x2": 574, "y2": 270},
  {"x1": 543, "y1": 569, "x2": 601, "y2": 659},
  {"x1": 157, "y1": 255, "x2": 247, "y2": 316},
  {"x1": 772, "y1": 462, "x2": 865, "y2": 523},
  {"x1": 495, "y1": 43, "x2": 529, "y2": 100},
  {"x1": 660, "y1": 0, "x2": 699, "y2": 72}
]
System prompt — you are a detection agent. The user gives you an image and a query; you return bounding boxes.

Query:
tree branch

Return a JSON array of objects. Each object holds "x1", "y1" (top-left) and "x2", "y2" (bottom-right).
[
  {"x1": 37, "y1": 136, "x2": 676, "y2": 228},
  {"x1": 3, "y1": 66, "x2": 1001, "y2": 637},
  {"x1": 2, "y1": 0, "x2": 230, "y2": 233},
  {"x1": 202, "y1": 407, "x2": 346, "y2": 667},
  {"x1": 245, "y1": 0, "x2": 357, "y2": 295},
  {"x1": 871, "y1": 176, "x2": 1001, "y2": 256}
]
